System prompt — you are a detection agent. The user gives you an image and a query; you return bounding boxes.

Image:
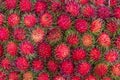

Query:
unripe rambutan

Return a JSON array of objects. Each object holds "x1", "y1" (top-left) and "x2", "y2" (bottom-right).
[
  {"x1": 72, "y1": 48, "x2": 86, "y2": 61},
  {"x1": 7, "y1": 13, "x2": 20, "y2": 27},
  {"x1": 13, "y1": 28, "x2": 26, "y2": 41},
  {"x1": 1, "y1": 58, "x2": 11, "y2": 70},
  {"x1": 20, "y1": 41, "x2": 34, "y2": 55},
  {"x1": 71, "y1": 76, "x2": 81, "y2": 80},
  {"x1": 0, "y1": 27, "x2": 9, "y2": 41},
  {"x1": 47, "y1": 60, "x2": 58, "y2": 72},
  {"x1": 66, "y1": 1, "x2": 80, "y2": 16},
  {"x1": 75, "y1": 19, "x2": 88, "y2": 33},
  {"x1": 31, "y1": 28, "x2": 45, "y2": 43},
  {"x1": 82, "y1": 4, "x2": 95, "y2": 17},
  {"x1": 66, "y1": 34, "x2": 79, "y2": 46},
  {"x1": 57, "y1": 14, "x2": 71, "y2": 30},
  {"x1": 82, "y1": 34, "x2": 93, "y2": 47},
  {"x1": 47, "y1": 28, "x2": 62, "y2": 43},
  {"x1": 90, "y1": 19, "x2": 102, "y2": 33},
  {"x1": 35, "y1": 1, "x2": 47, "y2": 13},
  {"x1": 40, "y1": 12, "x2": 53, "y2": 27},
  {"x1": 32, "y1": 59, "x2": 43, "y2": 71},
  {"x1": 19, "y1": 0, "x2": 32, "y2": 12},
  {"x1": 0, "y1": 13, "x2": 4, "y2": 25},
  {"x1": 105, "y1": 50, "x2": 118, "y2": 62},
  {"x1": 114, "y1": 7, "x2": 120, "y2": 19},
  {"x1": 24, "y1": 14, "x2": 36, "y2": 28},
  {"x1": 98, "y1": 33, "x2": 111, "y2": 47},
  {"x1": 106, "y1": 21, "x2": 118, "y2": 33},
  {"x1": 5, "y1": 0, "x2": 17, "y2": 9},
  {"x1": 112, "y1": 63, "x2": 120, "y2": 76},
  {"x1": 55, "y1": 43, "x2": 70, "y2": 60},
  {"x1": 8, "y1": 72, "x2": 18, "y2": 80},
  {"x1": 0, "y1": 45, "x2": 3, "y2": 56},
  {"x1": 97, "y1": 6, "x2": 111, "y2": 19},
  {"x1": 89, "y1": 48, "x2": 101, "y2": 61},
  {"x1": 61, "y1": 60, "x2": 74, "y2": 74},
  {"x1": 16, "y1": 57, "x2": 29, "y2": 71},
  {"x1": 38, "y1": 42, "x2": 51, "y2": 58},
  {"x1": 7, "y1": 41, "x2": 17, "y2": 56},
  {"x1": 23, "y1": 71, "x2": 33, "y2": 80},
  {"x1": 85, "y1": 75, "x2": 96, "y2": 80},
  {"x1": 37, "y1": 72, "x2": 49, "y2": 80},
  {"x1": 78, "y1": 62, "x2": 91, "y2": 76},
  {"x1": 94, "y1": 63, "x2": 108, "y2": 76}
]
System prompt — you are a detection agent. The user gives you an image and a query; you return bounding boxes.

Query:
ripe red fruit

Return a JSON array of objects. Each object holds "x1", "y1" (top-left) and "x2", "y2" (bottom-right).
[
  {"x1": 61, "y1": 60, "x2": 74, "y2": 74},
  {"x1": 110, "y1": 0, "x2": 117, "y2": 7},
  {"x1": 93, "y1": 0, "x2": 105, "y2": 6},
  {"x1": 47, "y1": 28, "x2": 62, "y2": 43},
  {"x1": 5, "y1": 0, "x2": 17, "y2": 9},
  {"x1": 47, "y1": 60, "x2": 58, "y2": 72},
  {"x1": 8, "y1": 72, "x2": 18, "y2": 80},
  {"x1": 8, "y1": 13, "x2": 20, "y2": 27},
  {"x1": 0, "y1": 27, "x2": 9, "y2": 41},
  {"x1": 53, "y1": 75, "x2": 65, "y2": 80},
  {"x1": 75, "y1": 19, "x2": 88, "y2": 33},
  {"x1": 78, "y1": 62, "x2": 91, "y2": 76},
  {"x1": 66, "y1": 34, "x2": 79, "y2": 46},
  {"x1": 71, "y1": 76, "x2": 81, "y2": 80},
  {"x1": 115, "y1": 36, "x2": 120, "y2": 49},
  {"x1": 105, "y1": 50, "x2": 118, "y2": 62},
  {"x1": 13, "y1": 28, "x2": 26, "y2": 41},
  {"x1": 37, "y1": 72, "x2": 49, "y2": 80},
  {"x1": 35, "y1": 1, "x2": 47, "y2": 13},
  {"x1": 55, "y1": 43, "x2": 70, "y2": 60},
  {"x1": 7, "y1": 42, "x2": 17, "y2": 56},
  {"x1": 24, "y1": 14, "x2": 36, "y2": 28},
  {"x1": 97, "y1": 6, "x2": 111, "y2": 19},
  {"x1": 72, "y1": 48, "x2": 86, "y2": 61},
  {"x1": 90, "y1": 48, "x2": 101, "y2": 61},
  {"x1": 98, "y1": 33, "x2": 111, "y2": 47},
  {"x1": 19, "y1": 0, "x2": 32, "y2": 12},
  {"x1": 51, "y1": 1, "x2": 62, "y2": 12},
  {"x1": 38, "y1": 42, "x2": 51, "y2": 58},
  {"x1": 112, "y1": 63, "x2": 120, "y2": 76},
  {"x1": 32, "y1": 59, "x2": 43, "y2": 71},
  {"x1": 16, "y1": 57, "x2": 29, "y2": 71},
  {"x1": 1, "y1": 58, "x2": 11, "y2": 70},
  {"x1": 114, "y1": 7, "x2": 120, "y2": 19},
  {"x1": 20, "y1": 41, "x2": 34, "y2": 55},
  {"x1": 57, "y1": 14, "x2": 71, "y2": 30},
  {"x1": 106, "y1": 21, "x2": 118, "y2": 33},
  {"x1": 66, "y1": 1, "x2": 80, "y2": 16},
  {"x1": 85, "y1": 75, "x2": 96, "y2": 80},
  {"x1": 31, "y1": 28, "x2": 45, "y2": 43},
  {"x1": 40, "y1": 12, "x2": 53, "y2": 27},
  {"x1": 0, "y1": 45, "x2": 3, "y2": 56},
  {"x1": 82, "y1": 34, "x2": 93, "y2": 47},
  {"x1": 82, "y1": 5, "x2": 95, "y2": 17},
  {"x1": 90, "y1": 19, "x2": 102, "y2": 33},
  {"x1": 102, "y1": 77, "x2": 111, "y2": 80},
  {"x1": 0, "y1": 13, "x2": 4, "y2": 25},
  {"x1": 94, "y1": 63, "x2": 108, "y2": 76},
  {"x1": 0, "y1": 71, "x2": 6, "y2": 80},
  {"x1": 79, "y1": 0, "x2": 88, "y2": 5}
]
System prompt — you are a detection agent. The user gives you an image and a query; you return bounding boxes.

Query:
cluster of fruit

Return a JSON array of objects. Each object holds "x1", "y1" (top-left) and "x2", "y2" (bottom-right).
[{"x1": 0, "y1": 0, "x2": 120, "y2": 80}]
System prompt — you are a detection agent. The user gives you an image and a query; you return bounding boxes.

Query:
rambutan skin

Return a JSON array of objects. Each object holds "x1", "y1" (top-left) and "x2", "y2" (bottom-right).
[
  {"x1": 8, "y1": 72, "x2": 18, "y2": 80},
  {"x1": 0, "y1": 27, "x2": 9, "y2": 41},
  {"x1": 112, "y1": 63, "x2": 120, "y2": 76},
  {"x1": 32, "y1": 59, "x2": 43, "y2": 71},
  {"x1": 37, "y1": 72, "x2": 49, "y2": 80},
  {"x1": 1, "y1": 58, "x2": 11, "y2": 70},
  {"x1": 47, "y1": 60, "x2": 58, "y2": 72},
  {"x1": 5, "y1": 0, "x2": 17, "y2": 9},
  {"x1": 0, "y1": 13, "x2": 4, "y2": 25}
]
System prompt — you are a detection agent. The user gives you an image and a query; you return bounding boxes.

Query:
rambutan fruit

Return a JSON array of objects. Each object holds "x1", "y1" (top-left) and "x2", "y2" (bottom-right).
[
  {"x1": 1, "y1": 58, "x2": 11, "y2": 70},
  {"x1": 32, "y1": 59, "x2": 43, "y2": 71},
  {"x1": 79, "y1": 0, "x2": 88, "y2": 5},
  {"x1": 47, "y1": 60, "x2": 58, "y2": 72},
  {"x1": 0, "y1": 27, "x2": 9, "y2": 41},
  {"x1": 37, "y1": 72, "x2": 49, "y2": 80},
  {"x1": 7, "y1": 13, "x2": 20, "y2": 27},
  {"x1": 6, "y1": 41, "x2": 17, "y2": 56},
  {"x1": 55, "y1": 43, "x2": 70, "y2": 60},
  {"x1": 20, "y1": 41, "x2": 34, "y2": 55},
  {"x1": 72, "y1": 48, "x2": 86, "y2": 61},
  {"x1": 75, "y1": 19, "x2": 88, "y2": 33},
  {"x1": 16, "y1": 57, "x2": 29, "y2": 71},
  {"x1": 0, "y1": 13, "x2": 4, "y2": 25},
  {"x1": 78, "y1": 62, "x2": 91, "y2": 76},
  {"x1": 38, "y1": 42, "x2": 51, "y2": 58},
  {"x1": 98, "y1": 33, "x2": 111, "y2": 47},
  {"x1": 5, "y1": 0, "x2": 17, "y2": 9},
  {"x1": 19, "y1": 0, "x2": 32, "y2": 12},
  {"x1": 0, "y1": 71, "x2": 6, "y2": 80},
  {"x1": 53, "y1": 75, "x2": 65, "y2": 80},
  {"x1": 24, "y1": 14, "x2": 36, "y2": 28},
  {"x1": 85, "y1": 75, "x2": 96, "y2": 80},
  {"x1": 114, "y1": 7, "x2": 120, "y2": 19},
  {"x1": 8, "y1": 72, "x2": 18, "y2": 80},
  {"x1": 40, "y1": 12, "x2": 53, "y2": 27},
  {"x1": 102, "y1": 77, "x2": 112, "y2": 80},
  {"x1": 71, "y1": 76, "x2": 81, "y2": 80},
  {"x1": 51, "y1": 1, "x2": 62, "y2": 12},
  {"x1": 61, "y1": 60, "x2": 74, "y2": 74},
  {"x1": 94, "y1": 63, "x2": 108, "y2": 76},
  {"x1": 57, "y1": 14, "x2": 71, "y2": 30},
  {"x1": 112, "y1": 63, "x2": 120, "y2": 76},
  {"x1": 23, "y1": 71, "x2": 33, "y2": 80}
]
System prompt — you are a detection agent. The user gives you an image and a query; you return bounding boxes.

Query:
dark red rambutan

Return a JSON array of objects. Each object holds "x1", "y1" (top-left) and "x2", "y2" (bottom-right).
[
  {"x1": 0, "y1": 27, "x2": 9, "y2": 41},
  {"x1": 5, "y1": 0, "x2": 17, "y2": 9},
  {"x1": 37, "y1": 72, "x2": 49, "y2": 80},
  {"x1": 47, "y1": 60, "x2": 58, "y2": 72},
  {"x1": 32, "y1": 59, "x2": 43, "y2": 71}
]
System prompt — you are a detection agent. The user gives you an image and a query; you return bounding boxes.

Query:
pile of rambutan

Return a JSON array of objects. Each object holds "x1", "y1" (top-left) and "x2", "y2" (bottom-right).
[{"x1": 0, "y1": 0, "x2": 120, "y2": 80}]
